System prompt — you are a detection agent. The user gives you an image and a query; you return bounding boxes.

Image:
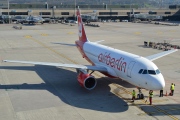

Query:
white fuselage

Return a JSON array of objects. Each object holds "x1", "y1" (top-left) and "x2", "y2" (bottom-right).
[{"x1": 83, "y1": 42, "x2": 165, "y2": 90}]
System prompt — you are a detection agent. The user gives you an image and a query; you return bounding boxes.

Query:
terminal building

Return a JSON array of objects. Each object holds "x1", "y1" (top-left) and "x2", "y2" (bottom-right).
[{"x1": 0, "y1": 1, "x2": 180, "y2": 21}]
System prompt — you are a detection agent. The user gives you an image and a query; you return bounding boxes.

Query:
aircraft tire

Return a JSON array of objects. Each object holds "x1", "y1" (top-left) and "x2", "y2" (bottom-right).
[
  {"x1": 137, "y1": 94, "x2": 140, "y2": 99},
  {"x1": 140, "y1": 94, "x2": 144, "y2": 99}
]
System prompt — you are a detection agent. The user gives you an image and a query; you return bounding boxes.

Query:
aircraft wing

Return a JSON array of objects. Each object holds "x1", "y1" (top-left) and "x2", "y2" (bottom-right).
[
  {"x1": 3, "y1": 60, "x2": 107, "y2": 72},
  {"x1": 146, "y1": 49, "x2": 178, "y2": 61}
]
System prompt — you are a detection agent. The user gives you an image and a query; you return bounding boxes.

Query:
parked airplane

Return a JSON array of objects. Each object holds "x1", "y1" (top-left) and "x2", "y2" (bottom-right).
[{"x1": 3, "y1": 9, "x2": 177, "y2": 99}]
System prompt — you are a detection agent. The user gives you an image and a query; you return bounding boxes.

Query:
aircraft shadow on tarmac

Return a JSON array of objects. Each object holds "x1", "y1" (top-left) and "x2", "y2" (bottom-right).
[
  {"x1": 0, "y1": 65, "x2": 131, "y2": 113},
  {"x1": 130, "y1": 104, "x2": 180, "y2": 116}
]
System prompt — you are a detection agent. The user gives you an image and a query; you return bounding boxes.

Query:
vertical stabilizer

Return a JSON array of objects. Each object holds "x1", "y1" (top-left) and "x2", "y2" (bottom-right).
[{"x1": 77, "y1": 9, "x2": 88, "y2": 42}]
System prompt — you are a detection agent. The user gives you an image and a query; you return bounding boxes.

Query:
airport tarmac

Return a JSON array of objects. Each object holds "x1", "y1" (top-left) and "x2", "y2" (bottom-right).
[{"x1": 0, "y1": 22, "x2": 180, "y2": 120}]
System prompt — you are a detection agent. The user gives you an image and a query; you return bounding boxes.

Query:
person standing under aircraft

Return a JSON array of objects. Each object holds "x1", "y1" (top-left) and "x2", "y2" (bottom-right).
[
  {"x1": 132, "y1": 90, "x2": 136, "y2": 102},
  {"x1": 149, "y1": 90, "x2": 153, "y2": 105},
  {"x1": 170, "y1": 83, "x2": 175, "y2": 96},
  {"x1": 159, "y1": 89, "x2": 163, "y2": 97}
]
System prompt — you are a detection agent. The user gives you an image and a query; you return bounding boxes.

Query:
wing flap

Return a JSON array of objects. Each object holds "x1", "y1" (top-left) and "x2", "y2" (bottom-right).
[{"x1": 146, "y1": 49, "x2": 178, "y2": 61}]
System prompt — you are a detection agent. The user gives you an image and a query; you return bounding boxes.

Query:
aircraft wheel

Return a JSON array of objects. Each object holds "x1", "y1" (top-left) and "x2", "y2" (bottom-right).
[
  {"x1": 137, "y1": 94, "x2": 140, "y2": 99},
  {"x1": 140, "y1": 94, "x2": 144, "y2": 99}
]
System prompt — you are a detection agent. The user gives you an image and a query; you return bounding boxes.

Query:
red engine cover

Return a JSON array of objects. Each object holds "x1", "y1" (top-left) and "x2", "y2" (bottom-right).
[
  {"x1": 77, "y1": 72, "x2": 91, "y2": 87},
  {"x1": 77, "y1": 72, "x2": 96, "y2": 90}
]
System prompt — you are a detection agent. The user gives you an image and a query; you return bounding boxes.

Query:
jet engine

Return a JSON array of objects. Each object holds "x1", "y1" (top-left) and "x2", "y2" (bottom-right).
[{"x1": 77, "y1": 72, "x2": 97, "y2": 90}]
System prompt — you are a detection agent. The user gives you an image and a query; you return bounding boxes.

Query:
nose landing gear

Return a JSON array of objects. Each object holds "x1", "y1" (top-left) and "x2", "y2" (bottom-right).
[{"x1": 137, "y1": 88, "x2": 144, "y2": 99}]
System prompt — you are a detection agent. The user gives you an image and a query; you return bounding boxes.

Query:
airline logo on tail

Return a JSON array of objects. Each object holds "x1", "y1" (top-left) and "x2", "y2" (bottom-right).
[{"x1": 77, "y1": 9, "x2": 87, "y2": 42}]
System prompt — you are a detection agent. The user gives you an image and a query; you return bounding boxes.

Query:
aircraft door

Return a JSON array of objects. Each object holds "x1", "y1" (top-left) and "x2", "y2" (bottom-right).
[{"x1": 127, "y1": 61, "x2": 136, "y2": 78}]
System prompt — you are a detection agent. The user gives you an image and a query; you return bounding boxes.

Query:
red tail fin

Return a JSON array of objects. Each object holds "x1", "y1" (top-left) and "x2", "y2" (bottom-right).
[{"x1": 77, "y1": 9, "x2": 87, "y2": 42}]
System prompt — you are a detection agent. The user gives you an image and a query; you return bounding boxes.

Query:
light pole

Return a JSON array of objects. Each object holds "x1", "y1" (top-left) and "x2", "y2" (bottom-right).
[
  {"x1": 7, "y1": 0, "x2": 10, "y2": 24},
  {"x1": 45, "y1": 0, "x2": 48, "y2": 10},
  {"x1": 0, "y1": 9, "x2": 2, "y2": 16},
  {"x1": 130, "y1": 0, "x2": 132, "y2": 22},
  {"x1": 74, "y1": 0, "x2": 76, "y2": 21}
]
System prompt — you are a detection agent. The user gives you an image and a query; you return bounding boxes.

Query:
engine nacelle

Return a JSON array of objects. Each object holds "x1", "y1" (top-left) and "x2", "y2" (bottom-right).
[{"x1": 77, "y1": 72, "x2": 97, "y2": 90}]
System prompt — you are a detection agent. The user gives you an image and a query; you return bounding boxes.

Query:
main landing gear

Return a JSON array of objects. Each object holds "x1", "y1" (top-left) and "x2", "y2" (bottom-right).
[{"x1": 137, "y1": 88, "x2": 144, "y2": 99}]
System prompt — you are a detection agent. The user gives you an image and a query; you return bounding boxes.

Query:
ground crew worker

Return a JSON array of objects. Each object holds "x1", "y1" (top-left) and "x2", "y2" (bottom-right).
[
  {"x1": 170, "y1": 83, "x2": 175, "y2": 96},
  {"x1": 149, "y1": 90, "x2": 153, "y2": 105},
  {"x1": 159, "y1": 89, "x2": 163, "y2": 97},
  {"x1": 132, "y1": 90, "x2": 136, "y2": 102}
]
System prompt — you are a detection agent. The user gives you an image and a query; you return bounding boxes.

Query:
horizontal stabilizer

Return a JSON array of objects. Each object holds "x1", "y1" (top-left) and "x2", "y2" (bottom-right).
[
  {"x1": 93, "y1": 40, "x2": 104, "y2": 43},
  {"x1": 51, "y1": 42, "x2": 76, "y2": 46}
]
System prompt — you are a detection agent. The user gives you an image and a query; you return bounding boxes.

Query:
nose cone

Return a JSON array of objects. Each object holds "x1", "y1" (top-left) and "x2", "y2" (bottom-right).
[{"x1": 150, "y1": 74, "x2": 165, "y2": 90}]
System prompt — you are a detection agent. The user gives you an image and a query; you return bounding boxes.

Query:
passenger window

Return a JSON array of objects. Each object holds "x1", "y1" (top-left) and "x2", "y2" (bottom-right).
[
  {"x1": 138, "y1": 69, "x2": 143, "y2": 74},
  {"x1": 156, "y1": 69, "x2": 160, "y2": 74},
  {"x1": 142, "y1": 70, "x2": 147, "y2": 74},
  {"x1": 148, "y1": 70, "x2": 156, "y2": 75}
]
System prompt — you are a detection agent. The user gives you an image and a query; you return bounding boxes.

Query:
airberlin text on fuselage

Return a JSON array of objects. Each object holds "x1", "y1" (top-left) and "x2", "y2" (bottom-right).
[{"x1": 98, "y1": 53, "x2": 127, "y2": 72}]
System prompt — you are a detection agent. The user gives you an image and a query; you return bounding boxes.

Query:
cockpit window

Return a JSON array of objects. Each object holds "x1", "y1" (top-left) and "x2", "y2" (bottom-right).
[
  {"x1": 138, "y1": 69, "x2": 143, "y2": 74},
  {"x1": 148, "y1": 70, "x2": 156, "y2": 75},
  {"x1": 142, "y1": 70, "x2": 147, "y2": 74},
  {"x1": 156, "y1": 69, "x2": 160, "y2": 74},
  {"x1": 139, "y1": 69, "x2": 160, "y2": 75}
]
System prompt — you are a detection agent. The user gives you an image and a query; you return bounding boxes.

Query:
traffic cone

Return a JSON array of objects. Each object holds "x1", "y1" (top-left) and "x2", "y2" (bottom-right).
[{"x1": 165, "y1": 91, "x2": 168, "y2": 96}]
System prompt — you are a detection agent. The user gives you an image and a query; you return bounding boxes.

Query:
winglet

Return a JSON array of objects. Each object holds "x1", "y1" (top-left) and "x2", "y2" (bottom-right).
[{"x1": 77, "y1": 9, "x2": 88, "y2": 42}]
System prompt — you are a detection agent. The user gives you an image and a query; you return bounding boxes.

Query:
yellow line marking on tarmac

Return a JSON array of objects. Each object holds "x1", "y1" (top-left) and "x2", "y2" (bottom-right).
[
  {"x1": 151, "y1": 106, "x2": 179, "y2": 120},
  {"x1": 68, "y1": 32, "x2": 75, "y2": 34},
  {"x1": 24, "y1": 35, "x2": 32, "y2": 38},
  {"x1": 134, "y1": 32, "x2": 141, "y2": 35},
  {"x1": 25, "y1": 35, "x2": 178, "y2": 120},
  {"x1": 29, "y1": 37, "x2": 78, "y2": 64},
  {"x1": 157, "y1": 31, "x2": 163, "y2": 35},
  {"x1": 41, "y1": 33, "x2": 48, "y2": 36},
  {"x1": 167, "y1": 108, "x2": 180, "y2": 111},
  {"x1": 139, "y1": 107, "x2": 180, "y2": 116},
  {"x1": 169, "y1": 30, "x2": 176, "y2": 32},
  {"x1": 152, "y1": 99, "x2": 169, "y2": 103},
  {"x1": 117, "y1": 92, "x2": 128, "y2": 95},
  {"x1": 33, "y1": 30, "x2": 49, "y2": 36}
]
